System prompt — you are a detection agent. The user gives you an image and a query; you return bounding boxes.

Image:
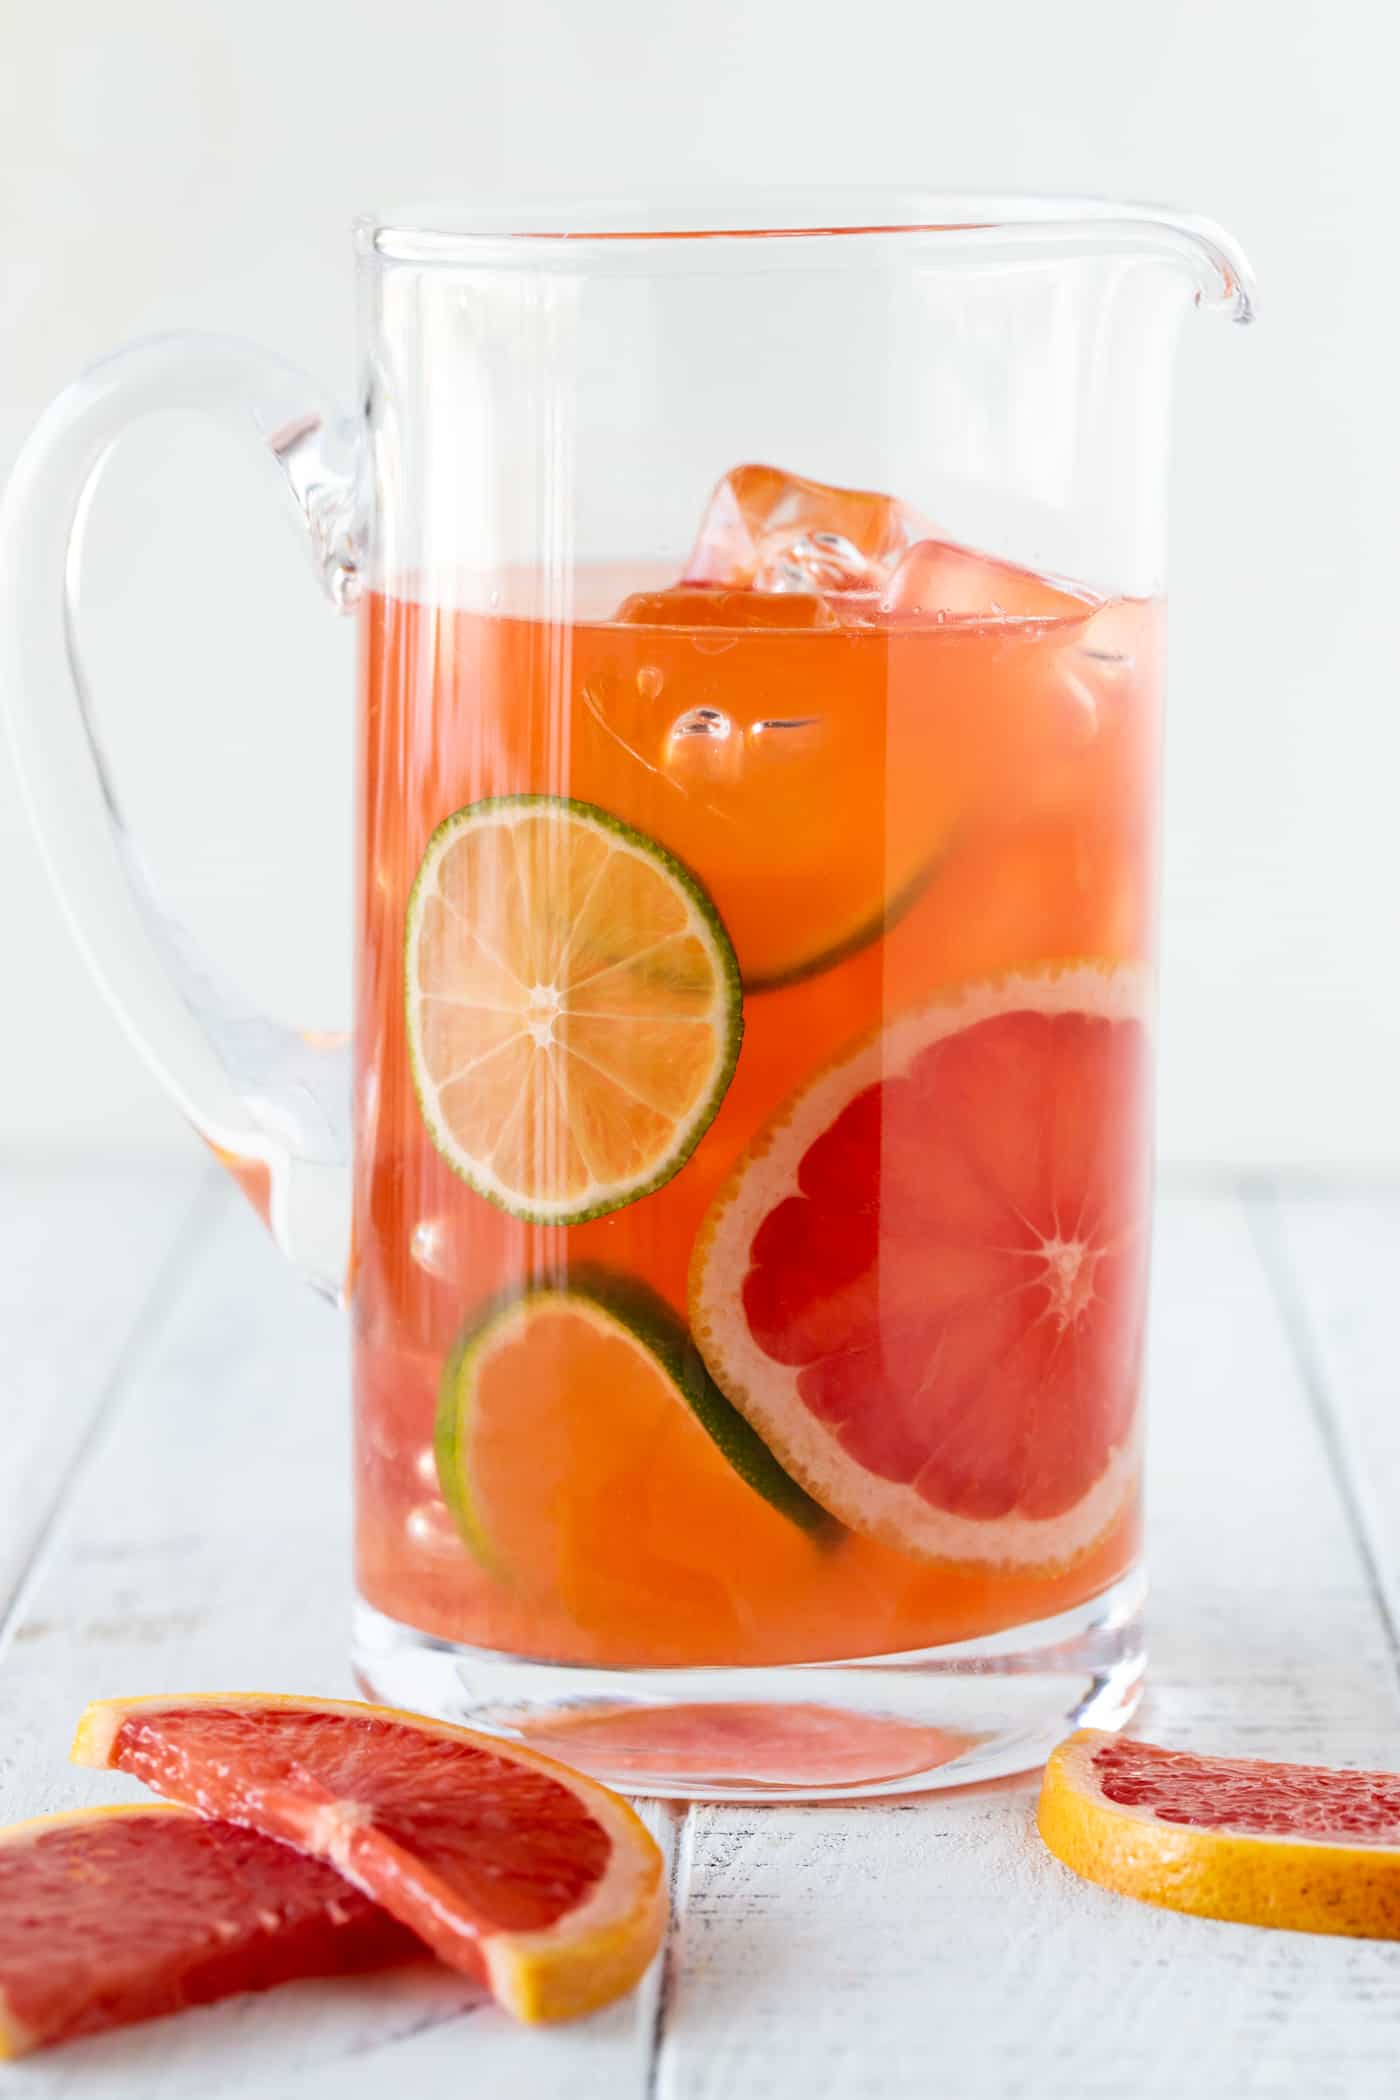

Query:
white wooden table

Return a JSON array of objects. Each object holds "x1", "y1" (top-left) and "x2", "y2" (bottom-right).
[{"x1": 2, "y1": 1164, "x2": 1399, "y2": 2098}]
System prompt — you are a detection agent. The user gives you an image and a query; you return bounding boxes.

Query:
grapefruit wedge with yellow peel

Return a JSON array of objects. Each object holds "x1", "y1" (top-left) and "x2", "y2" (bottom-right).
[
  {"x1": 72, "y1": 1693, "x2": 666, "y2": 2024},
  {"x1": 404, "y1": 795, "x2": 742, "y2": 1224},
  {"x1": 0, "y1": 1802, "x2": 417, "y2": 2058},
  {"x1": 1039, "y1": 1731, "x2": 1400, "y2": 1938},
  {"x1": 690, "y1": 963, "x2": 1152, "y2": 1568}
]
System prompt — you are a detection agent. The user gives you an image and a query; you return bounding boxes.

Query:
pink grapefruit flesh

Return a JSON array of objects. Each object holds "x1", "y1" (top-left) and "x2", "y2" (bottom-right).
[
  {"x1": 72, "y1": 1693, "x2": 667, "y2": 2024},
  {"x1": 1091, "y1": 1736, "x2": 1400, "y2": 1839},
  {"x1": 690, "y1": 964, "x2": 1152, "y2": 1567},
  {"x1": 0, "y1": 1804, "x2": 416, "y2": 2059}
]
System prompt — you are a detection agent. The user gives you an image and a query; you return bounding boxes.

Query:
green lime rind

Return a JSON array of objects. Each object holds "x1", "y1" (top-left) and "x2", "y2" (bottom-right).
[
  {"x1": 404, "y1": 794, "x2": 744, "y2": 1227},
  {"x1": 434, "y1": 1273, "x2": 838, "y2": 1570},
  {"x1": 434, "y1": 1323, "x2": 496, "y2": 1576},
  {"x1": 743, "y1": 851, "x2": 941, "y2": 994}
]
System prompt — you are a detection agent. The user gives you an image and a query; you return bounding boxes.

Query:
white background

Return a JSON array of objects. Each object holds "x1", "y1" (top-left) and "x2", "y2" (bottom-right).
[{"x1": 1, "y1": 0, "x2": 1395, "y2": 1170}]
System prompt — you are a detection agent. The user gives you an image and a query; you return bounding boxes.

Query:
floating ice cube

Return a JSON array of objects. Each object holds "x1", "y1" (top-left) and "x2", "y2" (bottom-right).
[
  {"x1": 879, "y1": 538, "x2": 1099, "y2": 623},
  {"x1": 1071, "y1": 594, "x2": 1156, "y2": 668},
  {"x1": 615, "y1": 583, "x2": 838, "y2": 629},
  {"x1": 755, "y1": 530, "x2": 872, "y2": 594},
  {"x1": 682, "y1": 464, "x2": 929, "y2": 595},
  {"x1": 1050, "y1": 595, "x2": 1163, "y2": 738}
]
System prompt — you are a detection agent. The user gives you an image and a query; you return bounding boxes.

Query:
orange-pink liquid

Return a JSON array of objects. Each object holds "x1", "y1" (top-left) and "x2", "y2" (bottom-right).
[{"x1": 353, "y1": 575, "x2": 1161, "y2": 1667}]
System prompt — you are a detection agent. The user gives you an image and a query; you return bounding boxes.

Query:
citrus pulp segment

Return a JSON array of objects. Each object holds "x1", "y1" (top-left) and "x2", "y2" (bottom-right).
[
  {"x1": 436, "y1": 1277, "x2": 833, "y2": 1581},
  {"x1": 1039, "y1": 1730, "x2": 1400, "y2": 1938},
  {"x1": 404, "y1": 796, "x2": 742, "y2": 1224},
  {"x1": 690, "y1": 963, "x2": 1151, "y2": 1568},
  {"x1": 72, "y1": 1692, "x2": 666, "y2": 2024},
  {"x1": 0, "y1": 1802, "x2": 416, "y2": 2058}
]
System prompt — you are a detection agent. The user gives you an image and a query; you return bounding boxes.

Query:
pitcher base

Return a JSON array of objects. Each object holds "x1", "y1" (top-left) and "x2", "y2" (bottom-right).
[{"x1": 351, "y1": 1568, "x2": 1145, "y2": 1801}]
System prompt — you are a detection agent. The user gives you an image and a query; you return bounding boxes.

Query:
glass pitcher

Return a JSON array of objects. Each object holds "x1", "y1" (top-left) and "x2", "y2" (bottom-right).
[{"x1": 0, "y1": 192, "x2": 1252, "y2": 1799}]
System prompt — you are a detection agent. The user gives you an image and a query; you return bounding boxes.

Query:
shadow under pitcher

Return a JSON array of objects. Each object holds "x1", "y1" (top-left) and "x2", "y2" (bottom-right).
[{"x1": 0, "y1": 191, "x2": 1253, "y2": 1798}]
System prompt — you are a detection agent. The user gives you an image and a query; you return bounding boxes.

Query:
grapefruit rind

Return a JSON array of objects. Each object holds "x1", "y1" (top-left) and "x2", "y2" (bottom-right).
[
  {"x1": 436, "y1": 1276, "x2": 835, "y2": 1565},
  {"x1": 71, "y1": 1691, "x2": 667, "y2": 2024},
  {"x1": 1038, "y1": 1729, "x2": 1400, "y2": 1939},
  {"x1": 404, "y1": 795, "x2": 743, "y2": 1226},
  {"x1": 690, "y1": 961, "x2": 1150, "y2": 1570},
  {"x1": 0, "y1": 1995, "x2": 32, "y2": 2065}
]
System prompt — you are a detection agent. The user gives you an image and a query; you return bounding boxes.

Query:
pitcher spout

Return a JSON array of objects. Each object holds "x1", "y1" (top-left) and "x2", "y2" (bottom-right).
[
  {"x1": 1109, "y1": 205, "x2": 1255, "y2": 323},
  {"x1": 957, "y1": 196, "x2": 1254, "y2": 323}
]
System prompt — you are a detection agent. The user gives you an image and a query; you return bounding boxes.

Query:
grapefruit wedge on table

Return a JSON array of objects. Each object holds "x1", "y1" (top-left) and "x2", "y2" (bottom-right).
[
  {"x1": 0, "y1": 1803, "x2": 418, "y2": 2059},
  {"x1": 691, "y1": 963, "x2": 1152, "y2": 1567},
  {"x1": 72, "y1": 1693, "x2": 666, "y2": 2024},
  {"x1": 1040, "y1": 1731, "x2": 1400, "y2": 1937}
]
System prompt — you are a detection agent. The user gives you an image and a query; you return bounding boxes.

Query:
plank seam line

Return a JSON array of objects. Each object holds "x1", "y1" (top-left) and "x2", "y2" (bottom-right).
[
  {"x1": 0, "y1": 1165, "x2": 227, "y2": 1668},
  {"x1": 645, "y1": 1804, "x2": 696, "y2": 2100},
  {"x1": 1244, "y1": 1175, "x2": 1400, "y2": 1689}
]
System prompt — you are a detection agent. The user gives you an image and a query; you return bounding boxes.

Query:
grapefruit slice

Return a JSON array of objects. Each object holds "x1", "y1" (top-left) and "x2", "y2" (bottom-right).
[
  {"x1": 404, "y1": 795, "x2": 742, "y2": 1224},
  {"x1": 1039, "y1": 1730, "x2": 1400, "y2": 1938},
  {"x1": 72, "y1": 1694, "x2": 666, "y2": 2024},
  {"x1": 0, "y1": 1803, "x2": 417, "y2": 2058},
  {"x1": 436, "y1": 1275, "x2": 832, "y2": 1574},
  {"x1": 690, "y1": 963, "x2": 1151, "y2": 1567}
]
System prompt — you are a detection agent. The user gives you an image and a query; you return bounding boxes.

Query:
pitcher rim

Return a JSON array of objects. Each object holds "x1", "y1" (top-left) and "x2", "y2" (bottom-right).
[{"x1": 355, "y1": 189, "x2": 1254, "y2": 319}]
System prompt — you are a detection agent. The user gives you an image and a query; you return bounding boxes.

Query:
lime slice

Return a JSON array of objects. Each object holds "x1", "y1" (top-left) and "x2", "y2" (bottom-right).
[
  {"x1": 435, "y1": 1277, "x2": 834, "y2": 1593},
  {"x1": 404, "y1": 796, "x2": 743, "y2": 1223}
]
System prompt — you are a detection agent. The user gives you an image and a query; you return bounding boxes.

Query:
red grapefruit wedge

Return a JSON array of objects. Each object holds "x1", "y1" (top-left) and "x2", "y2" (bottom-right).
[
  {"x1": 72, "y1": 1694, "x2": 666, "y2": 2024},
  {"x1": 1040, "y1": 1731, "x2": 1400, "y2": 1937},
  {"x1": 690, "y1": 964, "x2": 1152, "y2": 1567},
  {"x1": 0, "y1": 1803, "x2": 417, "y2": 2059}
]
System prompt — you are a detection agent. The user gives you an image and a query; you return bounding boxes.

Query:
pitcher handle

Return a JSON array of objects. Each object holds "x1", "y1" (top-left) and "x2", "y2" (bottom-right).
[{"x1": 0, "y1": 335, "x2": 364, "y2": 1300}]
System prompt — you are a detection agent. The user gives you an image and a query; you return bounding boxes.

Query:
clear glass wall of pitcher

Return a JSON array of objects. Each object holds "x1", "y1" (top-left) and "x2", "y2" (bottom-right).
[{"x1": 0, "y1": 194, "x2": 1253, "y2": 1797}]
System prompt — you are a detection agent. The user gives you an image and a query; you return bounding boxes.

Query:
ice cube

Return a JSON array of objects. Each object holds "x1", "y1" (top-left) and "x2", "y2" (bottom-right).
[
  {"x1": 1052, "y1": 596, "x2": 1163, "y2": 734},
  {"x1": 1071, "y1": 594, "x2": 1157, "y2": 668},
  {"x1": 683, "y1": 464, "x2": 929, "y2": 594},
  {"x1": 880, "y1": 538, "x2": 1099, "y2": 623},
  {"x1": 615, "y1": 583, "x2": 838, "y2": 629}
]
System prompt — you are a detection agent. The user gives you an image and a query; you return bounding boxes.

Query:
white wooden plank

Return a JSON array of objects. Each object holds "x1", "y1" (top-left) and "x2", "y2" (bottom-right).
[
  {"x1": 1267, "y1": 1188, "x2": 1400, "y2": 1662},
  {"x1": 0, "y1": 1160, "x2": 207, "y2": 1623},
  {"x1": 8, "y1": 1180, "x2": 1399, "y2": 2096},
  {"x1": 0, "y1": 1188, "x2": 666, "y2": 2099},
  {"x1": 652, "y1": 1194, "x2": 1400, "y2": 2100}
]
